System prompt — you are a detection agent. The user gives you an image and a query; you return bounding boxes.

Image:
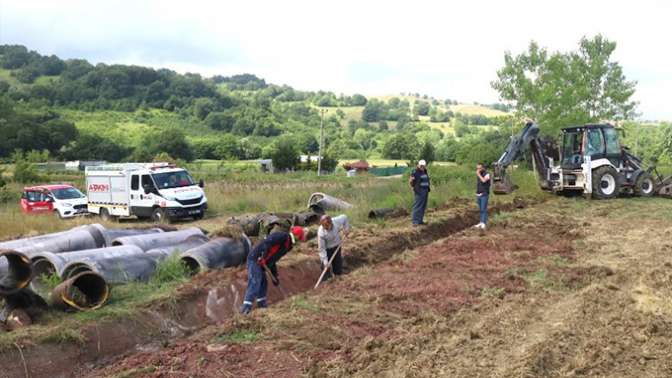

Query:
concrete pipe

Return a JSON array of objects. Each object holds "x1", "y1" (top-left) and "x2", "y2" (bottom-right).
[
  {"x1": 101, "y1": 227, "x2": 166, "y2": 247},
  {"x1": 111, "y1": 227, "x2": 205, "y2": 251},
  {"x1": 0, "y1": 250, "x2": 33, "y2": 296},
  {"x1": 368, "y1": 208, "x2": 408, "y2": 219},
  {"x1": 180, "y1": 235, "x2": 251, "y2": 274},
  {"x1": 294, "y1": 211, "x2": 321, "y2": 226},
  {"x1": 51, "y1": 271, "x2": 110, "y2": 311},
  {"x1": 30, "y1": 245, "x2": 146, "y2": 293},
  {"x1": 0, "y1": 224, "x2": 107, "y2": 258},
  {"x1": 308, "y1": 192, "x2": 353, "y2": 213},
  {"x1": 61, "y1": 250, "x2": 170, "y2": 284}
]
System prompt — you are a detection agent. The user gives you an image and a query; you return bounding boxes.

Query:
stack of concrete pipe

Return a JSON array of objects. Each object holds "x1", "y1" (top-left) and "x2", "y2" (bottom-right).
[{"x1": 0, "y1": 224, "x2": 250, "y2": 315}]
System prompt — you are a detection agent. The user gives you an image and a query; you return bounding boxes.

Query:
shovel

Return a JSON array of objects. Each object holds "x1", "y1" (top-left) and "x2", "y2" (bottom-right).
[
  {"x1": 262, "y1": 263, "x2": 287, "y2": 299},
  {"x1": 314, "y1": 243, "x2": 343, "y2": 289}
]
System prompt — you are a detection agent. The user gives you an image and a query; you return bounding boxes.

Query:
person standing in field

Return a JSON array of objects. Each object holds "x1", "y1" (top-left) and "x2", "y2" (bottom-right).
[
  {"x1": 475, "y1": 162, "x2": 491, "y2": 230},
  {"x1": 317, "y1": 214, "x2": 351, "y2": 283},
  {"x1": 409, "y1": 159, "x2": 430, "y2": 226}
]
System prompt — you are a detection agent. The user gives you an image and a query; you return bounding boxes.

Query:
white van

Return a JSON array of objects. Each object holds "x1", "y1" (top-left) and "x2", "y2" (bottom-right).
[{"x1": 85, "y1": 163, "x2": 207, "y2": 222}]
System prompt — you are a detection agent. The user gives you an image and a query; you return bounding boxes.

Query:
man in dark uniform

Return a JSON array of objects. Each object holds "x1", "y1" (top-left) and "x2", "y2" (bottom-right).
[
  {"x1": 409, "y1": 159, "x2": 430, "y2": 226},
  {"x1": 241, "y1": 226, "x2": 306, "y2": 314}
]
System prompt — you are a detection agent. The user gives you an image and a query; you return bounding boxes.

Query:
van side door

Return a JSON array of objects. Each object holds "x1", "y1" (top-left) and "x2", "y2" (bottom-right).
[{"x1": 129, "y1": 174, "x2": 156, "y2": 217}]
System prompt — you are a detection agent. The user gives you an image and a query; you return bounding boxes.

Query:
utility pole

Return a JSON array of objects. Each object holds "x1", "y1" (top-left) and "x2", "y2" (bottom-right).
[{"x1": 317, "y1": 108, "x2": 326, "y2": 176}]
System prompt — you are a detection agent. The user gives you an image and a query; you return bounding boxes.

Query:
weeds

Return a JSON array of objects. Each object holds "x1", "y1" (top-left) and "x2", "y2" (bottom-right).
[
  {"x1": 214, "y1": 329, "x2": 260, "y2": 344},
  {"x1": 39, "y1": 328, "x2": 87, "y2": 345},
  {"x1": 290, "y1": 295, "x2": 321, "y2": 312},
  {"x1": 150, "y1": 254, "x2": 190, "y2": 286},
  {"x1": 38, "y1": 272, "x2": 62, "y2": 291}
]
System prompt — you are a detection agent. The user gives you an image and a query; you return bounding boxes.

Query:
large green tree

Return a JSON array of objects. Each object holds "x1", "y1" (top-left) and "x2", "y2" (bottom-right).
[{"x1": 492, "y1": 35, "x2": 637, "y2": 135}]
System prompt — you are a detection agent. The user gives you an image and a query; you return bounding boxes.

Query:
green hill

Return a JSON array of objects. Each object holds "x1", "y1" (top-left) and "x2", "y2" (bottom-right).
[{"x1": 0, "y1": 44, "x2": 515, "y2": 166}]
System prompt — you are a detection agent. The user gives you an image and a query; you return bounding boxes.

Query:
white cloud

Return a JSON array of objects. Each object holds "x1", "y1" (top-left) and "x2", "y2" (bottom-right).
[{"x1": 0, "y1": 0, "x2": 670, "y2": 119}]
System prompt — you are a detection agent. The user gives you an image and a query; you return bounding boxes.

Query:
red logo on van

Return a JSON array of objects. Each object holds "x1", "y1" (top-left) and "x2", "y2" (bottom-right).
[{"x1": 88, "y1": 184, "x2": 110, "y2": 192}]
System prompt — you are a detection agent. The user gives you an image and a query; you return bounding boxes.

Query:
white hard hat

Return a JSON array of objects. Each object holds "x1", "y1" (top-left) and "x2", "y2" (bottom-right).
[{"x1": 418, "y1": 159, "x2": 427, "y2": 166}]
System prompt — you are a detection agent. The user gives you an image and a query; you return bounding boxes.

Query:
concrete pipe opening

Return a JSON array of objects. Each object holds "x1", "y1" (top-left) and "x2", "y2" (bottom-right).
[
  {"x1": 0, "y1": 251, "x2": 33, "y2": 295},
  {"x1": 180, "y1": 256, "x2": 202, "y2": 275},
  {"x1": 52, "y1": 271, "x2": 109, "y2": 311},
  {"x1": 30, "y1": 258, "x2": 58, "y2": 294},
  {"x1": 61, "y1": 262, "x2": 94, "y2": 281}
]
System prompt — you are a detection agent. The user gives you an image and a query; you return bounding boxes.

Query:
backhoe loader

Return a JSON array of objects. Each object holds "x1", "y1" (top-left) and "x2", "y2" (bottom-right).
[{"x1": 493, "y1": 122, "x2": 672, "y2": 199}]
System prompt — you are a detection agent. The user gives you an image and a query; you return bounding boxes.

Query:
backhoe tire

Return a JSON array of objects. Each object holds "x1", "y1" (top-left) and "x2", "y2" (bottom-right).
[
  {"x1": 592, "y1": 166, "x2": 621, "y2": 200},
  {"x1": 634, "y1": 172, "x2": 655, "y2": 197}
]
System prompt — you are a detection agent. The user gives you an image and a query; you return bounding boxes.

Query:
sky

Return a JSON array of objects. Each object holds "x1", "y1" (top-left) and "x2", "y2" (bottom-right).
[{"x1": 0, "y1": 0, "x2": 670, "y2": 120}]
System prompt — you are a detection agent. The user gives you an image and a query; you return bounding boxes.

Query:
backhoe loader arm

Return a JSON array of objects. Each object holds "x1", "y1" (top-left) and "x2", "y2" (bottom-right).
[{"x1": 492, "y1": 122, "x2": 550, "y2": 194}]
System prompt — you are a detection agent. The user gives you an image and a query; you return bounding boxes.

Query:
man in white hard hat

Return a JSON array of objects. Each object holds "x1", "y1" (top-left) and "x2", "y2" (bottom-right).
[{"x1": 409, "y1": 159, "x2": 430, "y2": 226}]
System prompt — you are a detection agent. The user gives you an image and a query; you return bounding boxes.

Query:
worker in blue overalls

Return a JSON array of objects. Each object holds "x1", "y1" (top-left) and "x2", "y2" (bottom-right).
[{"x1": 241, "y1": 226, "x2": 306, "y2": 314}]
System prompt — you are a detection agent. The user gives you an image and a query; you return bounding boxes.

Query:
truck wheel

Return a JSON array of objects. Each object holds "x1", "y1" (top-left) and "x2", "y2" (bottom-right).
[
  {"x1": 635, "y1": 172, "x2": 655, "y2": 197},
  {"x1": 592, "y1": 166, "x2": 621, "y2": 200},
  {"x1": 100, "y1": 208, "x2": 115, "y2": 222},
  {"x1": 151, "y1": 208, "x2": 171, "y2": 223}
]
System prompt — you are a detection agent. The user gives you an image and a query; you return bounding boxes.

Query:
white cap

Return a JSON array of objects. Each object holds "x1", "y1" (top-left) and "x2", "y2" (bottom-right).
[{"x1": 418, "y1": 159, "x2": 427, "y2": 166}]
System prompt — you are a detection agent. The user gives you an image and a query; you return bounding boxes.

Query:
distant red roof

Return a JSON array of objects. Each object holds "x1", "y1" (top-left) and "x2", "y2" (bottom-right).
[
  {"x1": 24, "y1": 184, "x2": 74, "y2": 191},
  {"x1": 343, "y1": 160, "x2": 370, "y2": 170}
]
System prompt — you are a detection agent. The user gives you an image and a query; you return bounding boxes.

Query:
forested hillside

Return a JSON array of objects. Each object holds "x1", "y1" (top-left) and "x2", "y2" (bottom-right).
[
  {"x1": 0, "y1": 45, "x2": 516, "y2": 167},
  {"x1": 0, "y1": 43, "x2": 669, "y2": 168}
]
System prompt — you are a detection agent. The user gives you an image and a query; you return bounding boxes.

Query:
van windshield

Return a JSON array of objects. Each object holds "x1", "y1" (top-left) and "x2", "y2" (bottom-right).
[
  {"x1": 51, "y1": 187, "x2": 85, "y2": 200},
  {"x1": 152, "y1": 170, "x2": 195, "y2": 189}
]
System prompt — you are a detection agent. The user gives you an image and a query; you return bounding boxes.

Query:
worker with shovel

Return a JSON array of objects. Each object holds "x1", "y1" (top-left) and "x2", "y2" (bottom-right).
[
  {"x1": 315, "y1": 214, "x2": 350, "y2": 286},
  {"x1": 240, "y1": 226, "x2": 307, "y2": 314}
]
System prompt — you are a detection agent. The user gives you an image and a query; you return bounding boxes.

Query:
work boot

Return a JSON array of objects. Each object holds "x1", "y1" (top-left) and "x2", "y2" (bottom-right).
[
  {"x1": 240, "y1": 303, "x2": 252, "y2": 315},
  {"x1": 256, "y1": 298, "x2": 268, "y2": 309}
]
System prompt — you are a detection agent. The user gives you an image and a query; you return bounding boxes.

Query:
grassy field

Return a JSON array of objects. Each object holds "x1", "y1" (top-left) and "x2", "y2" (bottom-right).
[
  {"x1": 59, "y1": 108, "x2": 216, "y2": 145},
  {"x1": 0, "y1": 165, "x2": 540, "y2": 241},
  {"x1": 449, "y1": 103, "x2": 508, "y2": 117}
]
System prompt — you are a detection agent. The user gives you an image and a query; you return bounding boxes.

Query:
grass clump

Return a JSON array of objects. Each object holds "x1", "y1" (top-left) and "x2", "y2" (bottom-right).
[
  {"x1": 215, "y1": 329, "x2": 260, "y2": 344},
  {"x1": 290, "y1": 295, "x2": 321, "y2": 312},
  {"x1": 150, "y1": 254, "x2": 191, "y2": 286}
]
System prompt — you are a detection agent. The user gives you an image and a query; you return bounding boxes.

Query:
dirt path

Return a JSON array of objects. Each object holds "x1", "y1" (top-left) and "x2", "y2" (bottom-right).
[{"x1": 66, "y1": 198, "x2": 672, "y2": 376}]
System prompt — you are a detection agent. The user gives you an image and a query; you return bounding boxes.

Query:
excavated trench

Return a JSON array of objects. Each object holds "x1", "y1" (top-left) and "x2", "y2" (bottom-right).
[{"x1": 0, "y1": 200, "x2": 528, "y2": 378}]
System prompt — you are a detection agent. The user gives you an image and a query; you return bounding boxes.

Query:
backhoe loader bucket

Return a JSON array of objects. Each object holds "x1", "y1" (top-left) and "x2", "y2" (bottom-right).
[{"x1": 492, "y1": 164, "x2": 516, "y2": 195}]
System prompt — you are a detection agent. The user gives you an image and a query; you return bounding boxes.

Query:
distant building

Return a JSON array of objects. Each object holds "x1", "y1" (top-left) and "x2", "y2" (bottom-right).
[
  {"x1": 342, "y1": 160, "x2": 370, "y2": 172},
  {"x1": 299, "y1": 155, "x2": 321, "y2": 163},
  {"x1": 65, "y1": 161, "x2": 107, "y2": 171},
  {"x1": 259, "y1": 159, "x2": 274, "y2": 173}
]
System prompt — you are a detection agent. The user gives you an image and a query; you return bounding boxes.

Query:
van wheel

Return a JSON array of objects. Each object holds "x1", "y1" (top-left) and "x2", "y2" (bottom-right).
[
  {"x1": 635, "y1": 172, "x2": 655, "y2": 197},
  {"x1": 151, "y1": 208, "x2": 171, "y2": 223},
  {"x1": 592, "y1": 166, "x2": 621, "y2": 200},
  {"x1": 100, "y1": 208, "x2": 116, "y2": 222}
]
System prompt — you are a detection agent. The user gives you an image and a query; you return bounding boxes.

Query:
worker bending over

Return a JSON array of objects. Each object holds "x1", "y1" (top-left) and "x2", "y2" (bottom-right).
[
  {"x1": 241, "y1": 226, "x2": 307, "y2": 314},
  {"x1": 317, "y1": 214, "x2": 350, "y2": 283}
]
